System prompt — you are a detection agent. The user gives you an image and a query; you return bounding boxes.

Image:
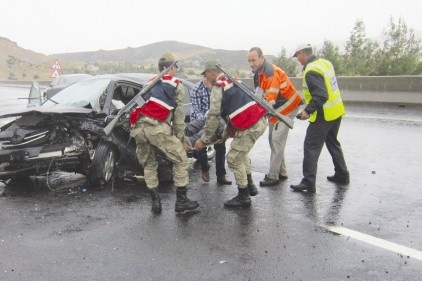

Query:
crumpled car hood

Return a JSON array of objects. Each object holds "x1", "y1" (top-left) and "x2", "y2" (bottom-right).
[{"x1": 0, "y1": 105, "x2": 93, "y2": 119}]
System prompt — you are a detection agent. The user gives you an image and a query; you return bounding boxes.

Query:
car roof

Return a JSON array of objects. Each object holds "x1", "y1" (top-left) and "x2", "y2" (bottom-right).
[
  {"x1": 59, "y1": 73, "x2": 92, "y2": 77},
  {"x1": 58, "y1": 73, "x2": 194, "y2": 89},
  {"x1": 114, "y1": 73, "x2": 155, "y2": 81},
  {"x1": 76, "y1": 73, "x2": 151, "y2": 85},
  {"x1": 52, "y1": 73, "x2": 92, "y2": 82}
]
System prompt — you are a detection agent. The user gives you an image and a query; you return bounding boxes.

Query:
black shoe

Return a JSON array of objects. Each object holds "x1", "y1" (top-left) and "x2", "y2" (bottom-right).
[
  {"x1": 259, "y1": 175, "x2": 280, "y2": 187},
  {"x1": 224, "y1": 187, "x2": 251, "y2": 208},
  {"x1": 217, "y1": 176, "x2": 232, "y2": 185},
  {"x1": 327, "y1": 174, "x2": 350, "y2": 184},
  {"x1": 290, "y1": 182, "x2": 316, "y2": 193},
  {"x1": 278, "y1": 175, "x2": 288, "y2": 181},
  {"x1": 175, "y1": 187, "x2": 199, "y2": 213},
  {"x1": 247, "y1": 174, "x2": 258, "y2": 196},
  {"x1": 149, "y1": 188, "x2": 162, "y2": 214}
]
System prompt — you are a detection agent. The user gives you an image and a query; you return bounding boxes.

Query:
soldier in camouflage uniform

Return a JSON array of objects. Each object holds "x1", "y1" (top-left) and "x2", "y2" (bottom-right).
[
  {"x1": 130, "y1": 53, "x2": 199, "y2": 214},
  {"x1": 194, "y1": 60, "x2": 267, "y2": 208}
]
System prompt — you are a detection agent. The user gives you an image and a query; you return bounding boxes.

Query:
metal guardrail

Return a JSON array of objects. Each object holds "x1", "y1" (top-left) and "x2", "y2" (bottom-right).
[
  {"x1": 242, "y1": 76, "x2": 422, "y2": 105},
  {"x1": 0, "y1": 80, "x2": 51, "y2": 87},
  {"x1": 2, "y1": 76, "x2": 422, "y2": 104}
]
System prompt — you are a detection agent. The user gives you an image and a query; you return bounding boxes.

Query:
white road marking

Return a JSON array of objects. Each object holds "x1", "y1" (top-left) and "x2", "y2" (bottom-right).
[{"x1": 325, "y1": 226, "x2": 422, "y2": 261}]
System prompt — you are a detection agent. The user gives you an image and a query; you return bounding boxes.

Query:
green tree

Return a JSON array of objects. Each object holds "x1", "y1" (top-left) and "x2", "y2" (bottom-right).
[
  {"x1": 316, "y1": 40, "x2": 344, "y2": 75},
  {"x1": 343, "y1": 19, "x2": 379, "y2": 76},
  {"x1": 374, "y1": 17, "x2": 422, "y2": 75},
  {"x1": 274, "y1": 47, "x2": 297, "y2": 76}
]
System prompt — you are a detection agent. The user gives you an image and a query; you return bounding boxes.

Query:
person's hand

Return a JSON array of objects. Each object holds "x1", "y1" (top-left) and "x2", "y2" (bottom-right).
[
  {"x1": 194, "y1": 139, "x2": 206, "y2": 151},
  {"x1": 214, "y1": 137, "x2": 226, "y2": 144},
  {"x1": 182, "y1": 140, "x2": 192, "y2": 152},
  {"x1": 296, "y1": 111, "x2": 310, "y2": 120}
]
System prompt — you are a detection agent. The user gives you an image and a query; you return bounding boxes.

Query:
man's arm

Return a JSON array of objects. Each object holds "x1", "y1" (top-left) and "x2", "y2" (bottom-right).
[
  {"x1": 173, "y1": 83, "x2": 187, "y2": 140},
  {"x1": 304, "y1": 71, "x2": 328, "y2": 114},
  {"x1": 200, "y1": 86, "x2": 223, "y2": 145},
  {"x1": 264, "y1": 72, "x2": 283, "y2": 105}
]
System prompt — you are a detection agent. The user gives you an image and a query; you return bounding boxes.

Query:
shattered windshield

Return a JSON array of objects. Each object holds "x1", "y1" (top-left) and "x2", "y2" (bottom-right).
[{"x1": 42, "y1": 78, "x2": 111, "y2": 109}]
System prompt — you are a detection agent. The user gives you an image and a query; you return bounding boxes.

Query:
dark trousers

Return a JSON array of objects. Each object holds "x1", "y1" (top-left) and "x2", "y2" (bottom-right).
[
  {"x1": 196, "y1": 142, "x2": 227, "y2": 179},
  {"x1": 214, "y1": 142, "x2": 227, "y2": 179},
  {"x1": 302, "y1": 117, "x2": 348, "y2": 184},
  {"x1": 196, "y1": 148, "x2": 210, "y2": 173}
]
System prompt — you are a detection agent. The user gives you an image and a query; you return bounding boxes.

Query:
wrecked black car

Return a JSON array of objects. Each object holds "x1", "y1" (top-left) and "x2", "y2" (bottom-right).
[{"x1": 0, "y1": 74, "x2": 197, "y2": 187}]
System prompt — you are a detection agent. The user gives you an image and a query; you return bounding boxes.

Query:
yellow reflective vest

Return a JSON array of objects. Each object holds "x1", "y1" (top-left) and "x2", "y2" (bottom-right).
[{"x1": 303, "y1": 58, "x2": 346, "y2": 122}]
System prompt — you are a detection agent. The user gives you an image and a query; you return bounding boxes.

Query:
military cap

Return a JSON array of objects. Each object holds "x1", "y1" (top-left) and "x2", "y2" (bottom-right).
[
  {"x1": 200, "y1": 60, "x2": 220, "y2": 75},
  {"x1": 158, "y1": 53, "x2": 178, "y2": 69}
]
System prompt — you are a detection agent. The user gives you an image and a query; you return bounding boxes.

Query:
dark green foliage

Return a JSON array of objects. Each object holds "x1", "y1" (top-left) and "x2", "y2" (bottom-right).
[
  {"x1": 374, "y1": 17, "x2": 422, "y2": 75},
  {"x1": 274, "y1": 47, "x2": 297, "y2": 76},
  {"x1": 279, "y1": 17, "x2": 421, "y2": 76},
  {"x1": 316, "y1": 41, "x2": 344, "y2": 75}
]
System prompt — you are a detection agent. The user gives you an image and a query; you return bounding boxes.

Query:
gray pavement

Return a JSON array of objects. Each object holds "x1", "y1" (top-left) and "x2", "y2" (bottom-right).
[{"x1": 1, "y1": 90, "x2": 422, "y2": 280}]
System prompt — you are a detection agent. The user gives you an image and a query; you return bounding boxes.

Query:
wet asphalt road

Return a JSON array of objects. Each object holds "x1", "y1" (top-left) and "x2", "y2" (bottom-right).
[{"x1": 1, "y1": 86, "x2": 422, "y2": 280}]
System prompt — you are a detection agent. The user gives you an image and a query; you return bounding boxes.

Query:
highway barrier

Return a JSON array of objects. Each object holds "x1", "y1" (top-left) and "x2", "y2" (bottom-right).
[{"x1": 2, "y1": 76, "x2": 422, "y2": 104}]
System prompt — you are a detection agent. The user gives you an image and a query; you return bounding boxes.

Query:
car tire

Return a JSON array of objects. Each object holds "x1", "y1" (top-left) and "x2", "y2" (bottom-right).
[{"x1": 87, "y1": 141, "x2": 116, "y2": 187}]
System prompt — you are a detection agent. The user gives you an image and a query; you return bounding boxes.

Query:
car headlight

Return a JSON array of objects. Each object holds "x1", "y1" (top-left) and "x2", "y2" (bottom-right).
[{"x1": 0, "y1": 162, "x2": 8, "y2": 171}]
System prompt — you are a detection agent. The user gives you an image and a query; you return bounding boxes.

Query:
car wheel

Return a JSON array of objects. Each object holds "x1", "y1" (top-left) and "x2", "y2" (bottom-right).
[
  {"x1": 207, "y1": 146, "x2": 216, "y2": 160},
  {"x1": 87, "y1": 141, "x2": 116, "y2": 187}
]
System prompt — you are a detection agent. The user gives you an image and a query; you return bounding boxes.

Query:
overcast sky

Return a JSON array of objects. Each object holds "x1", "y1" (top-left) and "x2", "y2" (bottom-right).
[{"x1": 1, "y1": 0, "x2": 420, "y2": 56}]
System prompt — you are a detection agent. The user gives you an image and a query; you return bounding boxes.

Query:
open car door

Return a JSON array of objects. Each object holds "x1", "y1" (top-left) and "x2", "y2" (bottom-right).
[{"x1": 26, "y1": 81, "x2": 42, "y2": 107}]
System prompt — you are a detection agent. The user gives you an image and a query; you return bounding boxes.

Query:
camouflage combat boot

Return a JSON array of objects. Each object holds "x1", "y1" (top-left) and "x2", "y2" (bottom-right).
[
  {"x1": 175, "y1": 187, "x2": 199, "y2": 213},
  {"x1": 149, "y1": 188, "x2": 162, "y2": 214},
  {"x1": 224, "y1": 187, "x2": 251, "y2": 208},
  {"x1": 247, "y1": 174, "x2": 258, "y2": 196}
]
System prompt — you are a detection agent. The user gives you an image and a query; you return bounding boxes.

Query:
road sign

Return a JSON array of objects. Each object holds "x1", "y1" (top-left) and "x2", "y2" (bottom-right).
[
  {"x1": 51, "y1": 59, "x2": 62, "y2": 70},
  {"x1": 50, "y1": 69, "x2": 60, "y2": 78}
]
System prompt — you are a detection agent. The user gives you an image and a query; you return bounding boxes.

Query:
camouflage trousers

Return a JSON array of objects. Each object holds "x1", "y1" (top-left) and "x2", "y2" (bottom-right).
[
  {"x1": 226, "y1": 117, "x2": 267, "y2": 188},
  {"x1": 131, "y1": 117, "x2": 189, "y2": 189}
]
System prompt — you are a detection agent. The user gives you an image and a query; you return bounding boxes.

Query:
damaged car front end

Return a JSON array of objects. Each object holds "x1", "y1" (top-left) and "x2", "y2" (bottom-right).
[
  {"x1": 0, "y1": 75, "x2": 156, "y2": 187},
  {"x1": 0, "y1": 108, "x2": 94, "y2": 179}
]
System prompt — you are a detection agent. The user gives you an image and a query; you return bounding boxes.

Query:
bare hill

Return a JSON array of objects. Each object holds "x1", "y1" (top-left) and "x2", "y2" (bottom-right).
[
  {"x1": 51, "y1": 40, "x2": 259, "y2": 76},
  {"x1": 0, "y1": 38, "x2": 276, "y2": 80},
  {"x1": 0, "y1": 37, "x2": 51, "y2": 80}
]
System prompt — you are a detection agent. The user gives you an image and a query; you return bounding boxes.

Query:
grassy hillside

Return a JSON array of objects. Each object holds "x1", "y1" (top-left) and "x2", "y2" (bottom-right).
[
  {"x1": 0, "y1": 37, "x2": 52, "y2": 80},
  {"x1": 51, "y1": 40, "x2": 262, "y2": 78},
  {"x1": 1, "y1": 37, "x2": 275, "y2": 81}
]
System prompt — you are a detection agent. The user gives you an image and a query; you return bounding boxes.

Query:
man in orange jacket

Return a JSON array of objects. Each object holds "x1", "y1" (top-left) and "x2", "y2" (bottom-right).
[{"x1": 247, "y1": 47, "x2": 302, "y2": 186}]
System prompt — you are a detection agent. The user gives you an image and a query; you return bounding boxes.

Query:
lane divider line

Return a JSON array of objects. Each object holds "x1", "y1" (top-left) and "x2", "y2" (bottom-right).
[{"x1": 324, "y1": 226, "x2": 422, "y2": 261}]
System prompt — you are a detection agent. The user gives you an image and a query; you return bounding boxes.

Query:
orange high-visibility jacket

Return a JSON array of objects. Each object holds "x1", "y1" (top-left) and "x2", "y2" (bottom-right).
[{"x1": 254, "y1": 61, "x2": 302, "y2": 124}]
